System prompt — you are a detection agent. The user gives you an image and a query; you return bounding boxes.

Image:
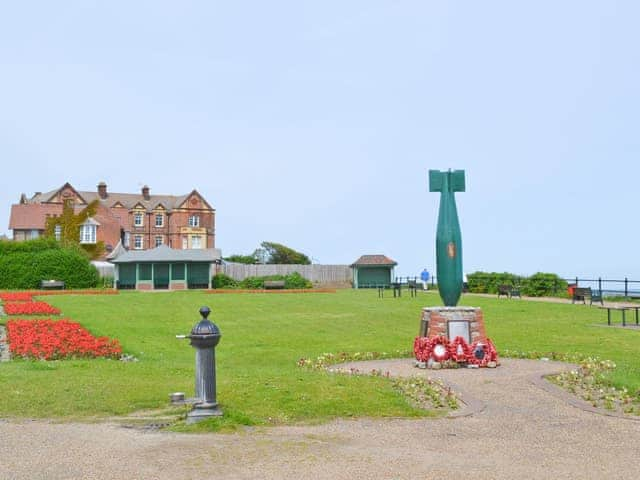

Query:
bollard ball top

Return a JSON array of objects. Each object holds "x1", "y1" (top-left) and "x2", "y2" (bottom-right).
[{"x1": 200, "y1": 306, "x2": 211, "y2": 319}]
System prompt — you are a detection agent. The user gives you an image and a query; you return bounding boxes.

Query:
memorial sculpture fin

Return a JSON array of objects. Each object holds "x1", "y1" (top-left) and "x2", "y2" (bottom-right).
[{"x1": 429, "y1": 169, "x2": 465, "y2": 307}]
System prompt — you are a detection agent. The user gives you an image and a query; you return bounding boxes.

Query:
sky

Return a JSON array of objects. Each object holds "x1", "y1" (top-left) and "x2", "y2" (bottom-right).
[{"x1": 1, "y1": 1, "x2": 639, "y2": 280}]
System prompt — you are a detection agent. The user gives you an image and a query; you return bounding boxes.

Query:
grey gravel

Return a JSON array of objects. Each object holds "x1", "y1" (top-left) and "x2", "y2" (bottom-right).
[{"x1": 1, "y1": 358, "x2": 639, "y2": 479}]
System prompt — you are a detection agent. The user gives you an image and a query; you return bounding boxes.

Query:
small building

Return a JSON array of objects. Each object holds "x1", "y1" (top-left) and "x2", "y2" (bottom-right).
[
  {"x1": 109, "y1": 245, "x2": 222, "y2": 290},
  {"x1": 350, "y1": 255, "x2": 397, "y2": 288}
]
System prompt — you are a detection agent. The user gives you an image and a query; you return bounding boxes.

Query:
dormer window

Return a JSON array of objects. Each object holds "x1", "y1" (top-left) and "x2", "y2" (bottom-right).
[
  {"x1": 188, "y1": 215, "x2": 200, "y2": 227},
  {"x1": 134, "y1": 212, "x2": 144, "y2": 227},
  {"x1": 79, "y1": 219, "x2": 99, "y2": 244}
]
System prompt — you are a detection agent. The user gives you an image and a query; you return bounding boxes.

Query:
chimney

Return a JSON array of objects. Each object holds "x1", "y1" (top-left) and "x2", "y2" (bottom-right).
[
  {"x1": 97, "y1": 182, "x2": 108, "y2": 199},
  {"x1": 142, "y1": 185, "x2": 150, "y2": 200}
]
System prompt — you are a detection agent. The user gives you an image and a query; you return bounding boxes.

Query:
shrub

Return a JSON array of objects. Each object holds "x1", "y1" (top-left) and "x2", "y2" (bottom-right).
[
  {"x1": 466, "y1": 271, "x2": 521, "y2": 294},
  {"x1": 520, "y1": 272, "x2": 568, "y2": 297},
  {"x1": 212, "y1": 273, "x2": 239, "y2": 289},
  {"x1": 0, "y1": 243, "x2": 99, "y2": 289},
  {"x1": 213, "y1": 272, "x2": 313, "y2": 289}
]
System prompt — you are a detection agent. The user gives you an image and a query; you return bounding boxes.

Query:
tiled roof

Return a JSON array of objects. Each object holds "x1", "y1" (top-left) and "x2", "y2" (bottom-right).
[
  {"x1": 9, "y1": 203, "x2": 70, "y2": 229},
  {"x1": 109, "y1": 245, "x2": 222, "y2": 263},
  {"x1": 26, "y1": 184, "x2": 212, "y2": 213},
  {"x1": 350, "y1": 255, "x2": 397, "y2": 267}
]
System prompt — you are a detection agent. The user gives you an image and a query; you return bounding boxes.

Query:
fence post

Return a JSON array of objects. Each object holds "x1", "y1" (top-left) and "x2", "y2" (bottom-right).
[
  {"x1": 598, "y1": 277, "x2": 602, "y2": 294},
  {"x1": 625, "y1": 277, "x2": 629, "y2": 298},
  {"x1": 575, "y1": 276, "x2": 579, "y2": 287}
]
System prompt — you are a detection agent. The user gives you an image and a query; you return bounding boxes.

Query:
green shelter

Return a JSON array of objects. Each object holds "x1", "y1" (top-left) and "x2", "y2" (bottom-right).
[
  {"x1": 110, "y1": 245, "x2": 221, "y2": 290},
  {"x1": 350, "y1": 255, "x2": 397, "y2": 288}
]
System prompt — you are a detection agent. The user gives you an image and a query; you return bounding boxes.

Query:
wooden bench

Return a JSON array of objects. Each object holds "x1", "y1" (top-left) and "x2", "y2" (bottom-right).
[
  {"x1": 263, "y1": 280, "x2": 285, "y2": 290},
  {"x1": 40, "y1": 280, "x2": 65, "y2": 290},
  {"x1": 572, "y1": 287, "x2": 603, "y2": 305},
  {"x1": 498, "y1": 284, "x2": 519, "y2": 298}
]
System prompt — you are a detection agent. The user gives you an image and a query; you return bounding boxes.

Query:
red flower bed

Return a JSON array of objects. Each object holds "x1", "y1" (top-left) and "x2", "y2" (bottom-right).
[
  {"x1": 3, "y1": 301, "x2": 61, "y2": 316},
  {"x1": 6, "y1": 318, "x2": 122, "y2": 360},
  {"x1": 0, "y1": 292, "x2": 33, "y2": 302},
  {"x1": 413, "y1": 335, "x2": 499, "y2": 367}
]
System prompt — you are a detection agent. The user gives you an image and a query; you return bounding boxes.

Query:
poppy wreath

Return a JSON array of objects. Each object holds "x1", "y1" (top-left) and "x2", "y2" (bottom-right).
[
  {"x1": 413, "y1": 336, "x2": 432, "y2": 362},
  {"x1": 467, "y1": 338, "x2": 498, "y2": 367},
  {"x1": 430, "y1": 335, "x2": 450, "y2": 362},
  {"x1": 448, "y1": 336, "x2": 471, "y2": 362}
]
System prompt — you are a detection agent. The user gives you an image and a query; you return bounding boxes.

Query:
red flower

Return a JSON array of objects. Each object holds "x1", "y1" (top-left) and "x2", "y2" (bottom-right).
[
  {"x1": 4, "y1": 302, "x2": 61, "y2": 316},
  {"x1": 6, "y1": 318, "x2": 122, "y2": 360}
]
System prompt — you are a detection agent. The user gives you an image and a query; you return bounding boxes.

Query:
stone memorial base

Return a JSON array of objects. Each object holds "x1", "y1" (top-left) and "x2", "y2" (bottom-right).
[{"x1": 419, "y1": 307, "x2": 486, "y2": 344}]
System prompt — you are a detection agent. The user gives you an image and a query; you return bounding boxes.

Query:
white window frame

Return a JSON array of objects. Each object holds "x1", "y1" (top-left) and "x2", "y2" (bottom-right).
[
  {"x1": 54, "y1": 225, "x2": 62, "y2": 241},
  {"x1": 182, "y1": 236, "x2": 188, "y2": 249},
  {"x1": 134, "y1": 235, "x2": 143, "y2": 250},
  {"x1": 191, "y1": 235, "x2": 202, "y2": 249},
  {"x1": 124, "y1": 232, "x2": 130, "y2": 248},
  {"x1": 155, "y1": 213, "x2": 164, "y2": 227},
  {"x1": 188, "y1": 215, "x2": 200, "y2": 227},
  {"x1": 134, "y1": 212, "x2": 144, "y2": 227},
  {"x1": 79, "y1": 224, "x2": 96, "y2": 244},
  {"x1": 155, "y1": 235, "x2": 163, "y2": 247}
]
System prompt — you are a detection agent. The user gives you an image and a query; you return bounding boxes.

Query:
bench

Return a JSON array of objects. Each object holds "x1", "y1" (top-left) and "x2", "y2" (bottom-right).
[
  {"x1": 40, "y1": 280, "x2": 65, "y2": 290},
  {"x1": 263, "y1": 280, "x2": 285, "y2": 290},
  {"x1": 497, "y1": 284, "x2": 520, "y2": 299},
  {"x1": 572, "y1": 287, "x2": 603, "y2": 306}
]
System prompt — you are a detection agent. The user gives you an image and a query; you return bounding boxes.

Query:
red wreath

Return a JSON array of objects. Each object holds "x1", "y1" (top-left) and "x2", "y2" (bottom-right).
[
  {"x1": 430, "y1": 335, "x2": 450, "y2": 362},
  {"x1": 413, "y1": 336, "x2": 432, "y2": 362},
  {"x1": 448, "y1": 336, "x2": 471, "y2": 362},
  {"x1": 467, "y1": 338, "x2": 499, "y2": 367}
]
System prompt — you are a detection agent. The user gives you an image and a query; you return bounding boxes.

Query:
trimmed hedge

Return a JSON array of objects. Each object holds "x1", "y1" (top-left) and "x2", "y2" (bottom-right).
[
  {"x1": 212, "y1": 272, "x2": 313, "y2": 289},
  {"x1": 466, "y1": 271, "x2": 567, "y2": 297},
  {"x1": 0, "y1": 240, "x2": 99, "y2": 289}
]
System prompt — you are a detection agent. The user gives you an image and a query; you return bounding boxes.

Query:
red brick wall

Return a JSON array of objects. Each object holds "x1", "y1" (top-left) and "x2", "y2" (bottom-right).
[{"x1": 421, "y1": 307, "x2": 487, "y2": 342}]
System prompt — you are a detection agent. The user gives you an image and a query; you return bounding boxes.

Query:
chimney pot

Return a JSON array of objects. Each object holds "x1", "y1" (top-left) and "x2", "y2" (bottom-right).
[
  {"x1": 97, "y1": 182, "x2": 108, "y2": 199},
  {"x1": 142, "y1": 185, "x2": 150, "y2": 200}
]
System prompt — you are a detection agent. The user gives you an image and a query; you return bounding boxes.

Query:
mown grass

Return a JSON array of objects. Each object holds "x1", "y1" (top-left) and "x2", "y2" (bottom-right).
[{"x1": 0, "y1": 289, "x2": 638, "y2": 429}]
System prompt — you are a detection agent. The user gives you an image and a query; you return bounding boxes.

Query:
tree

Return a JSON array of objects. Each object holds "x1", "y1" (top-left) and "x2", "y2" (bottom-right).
[
  {"x1": 223, "y1": 254, "x2": 257, "y2": 264},
  {"x1": 260, "y1": 241, "x2": 311, "y2": 265},
  {"x1": 44, "y1": 200, "x2": 105, "y2": 260}
]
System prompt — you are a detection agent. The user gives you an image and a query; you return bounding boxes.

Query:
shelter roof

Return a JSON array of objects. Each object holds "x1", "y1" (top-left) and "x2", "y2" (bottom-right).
[
  {"x1": 109, "y1": 245, "x2": 222, "y2": 263},
  {"x1": 350, "y1": 254, "x2": 398, "y2": 267}
]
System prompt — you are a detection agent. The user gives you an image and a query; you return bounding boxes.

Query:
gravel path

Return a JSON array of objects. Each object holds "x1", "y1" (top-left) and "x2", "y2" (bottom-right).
[{"x1": 2, "y1": 358, "x2": 640, "y2": 479}]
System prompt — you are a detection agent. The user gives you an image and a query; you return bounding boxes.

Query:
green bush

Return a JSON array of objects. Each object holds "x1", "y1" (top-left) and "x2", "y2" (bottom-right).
[
  {"x1": 212, "y1": 273, "x2": 239, "y2": 289},
  {"x1": 521, "y1": 272, "x2": 568, "y2": 297},
  {"x1": 213, "y1": 272, "x2": 313, "y2": 289},
  {"x1": 0, "y1": 240, "x2": 99, "y2": 289},
  {"x1": 466, "y1": 270, "x2": 567, "y2": 297},
  {"x1": 467, "y1": 271, "x2": 521, "y2": 294}
]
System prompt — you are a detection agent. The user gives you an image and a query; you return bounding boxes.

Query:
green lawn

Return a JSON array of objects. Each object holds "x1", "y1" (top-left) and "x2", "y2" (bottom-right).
[{"x1": 0, "y1": 290, "x2": 638, "y2": 428}]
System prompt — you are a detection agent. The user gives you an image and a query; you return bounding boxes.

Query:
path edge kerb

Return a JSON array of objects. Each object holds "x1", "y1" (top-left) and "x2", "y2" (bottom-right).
[{"x1": 530, "y1": 372, "x2": 640, "y2": 422}]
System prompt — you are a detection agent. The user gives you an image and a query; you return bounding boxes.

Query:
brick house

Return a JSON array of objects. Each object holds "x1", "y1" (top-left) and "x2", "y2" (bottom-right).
[{"x1": 8, "y1": 182, "x2": 216, "y2": 258}]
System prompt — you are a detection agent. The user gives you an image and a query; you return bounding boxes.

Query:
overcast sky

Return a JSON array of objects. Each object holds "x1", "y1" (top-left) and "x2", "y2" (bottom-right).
[{"x1": 1, "y1": 1, "x2": 639, "y2": 280}]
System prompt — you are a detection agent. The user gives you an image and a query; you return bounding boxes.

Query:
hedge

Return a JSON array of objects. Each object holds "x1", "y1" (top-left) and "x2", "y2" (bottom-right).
[
  {"x1": 0, "y1": 240, "x2": 99, "y2": 289},
  {"x1": 212, "y1": 272, "x2": 313, "y2": 289},
  {"x1": 466, "y1": 271, "x2": 567, "y2": 297}
]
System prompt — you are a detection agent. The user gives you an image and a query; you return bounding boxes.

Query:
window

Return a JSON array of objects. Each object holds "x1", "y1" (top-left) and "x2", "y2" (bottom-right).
[
  {"x1": 79, "y1": 224, "x2": 96, "y2": 244},
  {"x1": 155, "y1": 213, "x2": 164, "y2": 227},
  {"x1": 188, "y1": 215, "x2": 199, "y2": 227},
  {"x1": 134, "y1": 212, "x2": 144, "y2": 227},
  {"x1": 182, "y1": 236, "x2": 188, "y2": 249},
  {"x1": 54, "y1": 225, "x2": 62, "y2": 241},
  {"x1": 134, "y1": 235, "x2": 143, "y2": 249},
  {"x1": 155, "y1": 235, "x2": 163, "y2": 247},
  {"x1": 171, "y1": 263, "x2": 185, "y2": 280},
  {"x1": 30, "y1": 229, "x2": 40, "y2": 239},
  {"x1": 191, "y1": 235, "x2": 202, "y2": 249},
  {"x1": 138, "y1": 264, "x2": 152, "y2": 281},
  {"x1": 124, "y1": 232, "x2": 130, "y2": 248}
]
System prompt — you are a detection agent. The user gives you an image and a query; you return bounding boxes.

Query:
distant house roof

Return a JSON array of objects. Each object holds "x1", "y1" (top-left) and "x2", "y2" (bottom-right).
[
  {"x1": 9, "y1": 204, "x2": 66, "y2": 229},
  {"x1": 350, "y1": 255, "x2": 397, "y2": 267},
  {"x1": 28, "y1": 185, "x2": 213, "y2": 213},
  {"x1": 109, "y1": 245, "x2": 222, "y2": 263}
]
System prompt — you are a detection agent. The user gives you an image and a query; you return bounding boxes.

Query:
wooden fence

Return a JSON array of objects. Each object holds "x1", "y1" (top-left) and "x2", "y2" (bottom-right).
[{"x1": 221, "y1": 263, "x2": 353, "y2": 286}]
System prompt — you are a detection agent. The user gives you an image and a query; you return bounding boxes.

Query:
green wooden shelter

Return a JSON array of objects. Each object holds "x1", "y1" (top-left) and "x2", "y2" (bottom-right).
[
  {"x1": 109, "y1": 245, "x2": 222, "y2": 290},
  {"x1": 350, "y1": 255, "x2": 397, "y2": 288}
]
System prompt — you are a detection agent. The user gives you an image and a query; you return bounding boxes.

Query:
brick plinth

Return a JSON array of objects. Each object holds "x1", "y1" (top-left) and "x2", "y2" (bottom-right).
[{"x1": 419, "y1": 307, "x2": 487, "y2": 343}]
